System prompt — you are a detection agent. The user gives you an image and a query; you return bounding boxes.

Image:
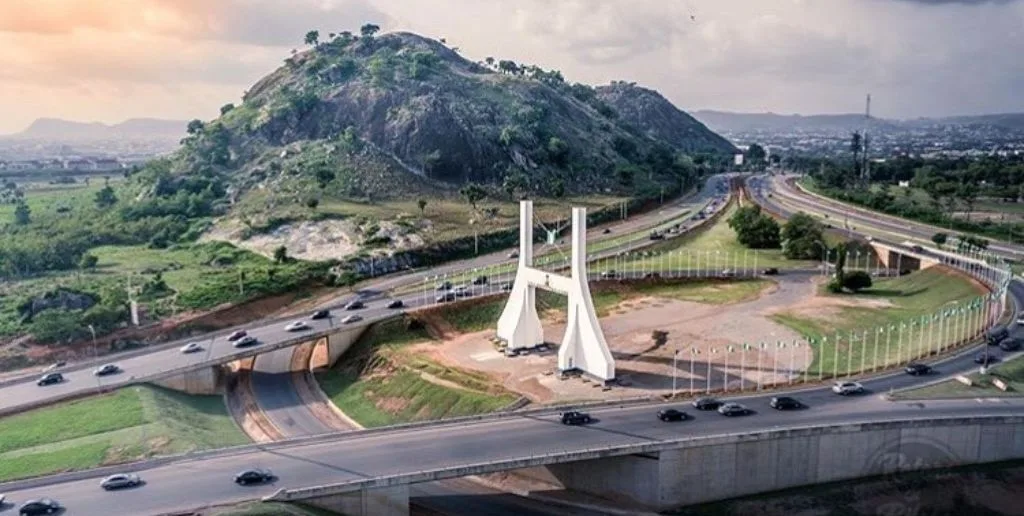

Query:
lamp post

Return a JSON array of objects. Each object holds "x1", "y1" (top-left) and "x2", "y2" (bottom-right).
[{"x1": 671, "y1": 349, "x2": 679, "y2": 397}]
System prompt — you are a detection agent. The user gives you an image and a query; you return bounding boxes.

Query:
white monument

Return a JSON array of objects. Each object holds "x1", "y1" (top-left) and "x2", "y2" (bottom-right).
[{"x1": 496, "y1": 201, "x2": 615, "y2": 382}]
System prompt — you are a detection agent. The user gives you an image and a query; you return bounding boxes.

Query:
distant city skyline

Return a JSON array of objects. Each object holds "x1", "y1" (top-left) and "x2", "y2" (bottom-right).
[{"x1": 1, "y1": 0, "x2": 1022, "y2": 134}]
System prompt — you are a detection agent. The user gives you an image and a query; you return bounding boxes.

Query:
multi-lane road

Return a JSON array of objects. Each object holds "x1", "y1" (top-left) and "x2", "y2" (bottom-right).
[{"x1": 1, "y1": 174, "x2": 1022, "y2": 515}]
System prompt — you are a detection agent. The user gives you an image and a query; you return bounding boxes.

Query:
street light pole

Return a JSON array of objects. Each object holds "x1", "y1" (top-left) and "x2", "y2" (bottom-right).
[{"x1": 672, "y1": 349, "x2": 679, "y2": 397}]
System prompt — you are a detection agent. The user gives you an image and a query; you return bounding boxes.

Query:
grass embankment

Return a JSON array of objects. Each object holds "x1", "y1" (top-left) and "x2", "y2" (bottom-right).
[
  {"x1": 0, "y1": 386, "x2": 247, "y2": 482},
  {"x1": 316, "y1": 317, "x2": 518, "y2": 428},
  {"x1": 893, "y1": 355, "x2": 1024, "y2": 400},
  {"x1": 771, "y1": 267, "x2": 986, "y2": 378},
  {"x1": 594, "y1": 202, "x2": 842, "y2": 273}
]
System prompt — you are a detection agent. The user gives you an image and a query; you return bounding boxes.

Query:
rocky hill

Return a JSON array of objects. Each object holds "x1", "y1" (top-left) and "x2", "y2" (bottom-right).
[
  {"x1": 140, "y1": 31, "x2": 730, "y2": 204},
  {"x1": 595, "y1": 82, "x2": 736, "y2": 154}
]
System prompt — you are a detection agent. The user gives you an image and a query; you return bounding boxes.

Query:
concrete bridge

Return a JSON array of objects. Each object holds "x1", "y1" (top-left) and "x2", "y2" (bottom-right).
[{"x1": 867, "y1": 240, "x2": 941, "y2": 272}]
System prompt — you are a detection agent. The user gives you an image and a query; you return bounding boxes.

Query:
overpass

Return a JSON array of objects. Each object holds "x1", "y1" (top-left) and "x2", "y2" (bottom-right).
[{"x1": 867, "y1": 240, "x2": 941, "y2": 272}]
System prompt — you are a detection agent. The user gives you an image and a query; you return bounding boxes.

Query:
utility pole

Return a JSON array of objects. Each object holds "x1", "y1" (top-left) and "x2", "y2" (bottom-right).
[{"x1": 863, "y1": 94, "x2": 871, "y2": 186}]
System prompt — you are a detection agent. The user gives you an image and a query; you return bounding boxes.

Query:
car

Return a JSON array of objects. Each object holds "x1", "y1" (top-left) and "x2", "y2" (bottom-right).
[
  {"x1": 720, "y1": 269, "x2": 735, "y2": 278},
  {"x1": 310, "y1": 310, "x2": 331, "y2": 320},
  {"x1": 769, "y1": 396, "x2": 802, "y2": 410},
  {"x1": 386, "y1": 299, "x2": 404, "y2": 309},
  {"x1": 500, "y1": 282, "x2": 513, "y2": 292},
  {"x1": 344, "y1": 300, "x2": 365, "y2": 311},
  {"x1": 0, "y1": 493, "x2": 5, "y2": 506},
  {"x1": 435, "y1": 293, "x2": 456, "y2": 303},
  {"x1": 657, "y1": 408, "x2": 688, "y2": 422},
  {"x1": 692, "y1": 397, "x2": 722, "y2": 411},
  {"x1": 508, "y1": 251, "x2": 519, "y2": 259},
  {"x1": 18, "y1": 498, "x2": 61, "y2": 515},
  {"x1": 1018, "y1": 314, "x2": 1024, "y2": 326},
  {"x1": 472, "y1": 276, "x2": 489, "y2": 285},
  {"x1": 602, "y1": 228, "x2": 612, "y2": 234},
  {"x1": 285, "y1": 320, "x2": 310, "y2": 332},
  {"x1": 234, "y1": 468, "x2": 274, "y2": 485},
  {"x1": 341, "y1": 314, "x2": 363, "y2": 324},
  {"x1": 42, "y1": 361, "x2": 66, "y2": 372},
  {"x1": 649, "y1": 231, "x2": 665, "y2": 241},
  {"x1": 37, "y1": 373, "x2": 63, "y2": 386},
  {"x1": 987, "y1": 326, "x2": 1010, "y2": 345},
  {"x1": 999, "y1": 338, "x2": 1022, "y2": 352},
  {"x1": 643, "y1": 272, "x2": 661, "y2": 279},
  {"x1": 904, "y1": 363, "x2": 933, "y2": 376},
  {"x1": 227, "y1": 330, "x2": 247, "y2": 341},
  {"x1": 560, "y1": 411, "x2": 591, "y2": 425},
  {"x1": 452, "y1": 285, "x2": 472, "y2": 297},
  {"x1": 717, "y1": 403, "x2": 750, "y2": 416},
  {"x1": 233, "y1": 335, "x2": 259, "y2": 348},
  {"x1": 762, "y1": 268, "x2": 780, "y2": 276},
  {"x1": 832, "y1": 381, "x2": 865, "y2": 395},
  {"x1": 435, "y1": 281, "x2": 453, "y2": 292},
  {"x1": 93, "y1": 364, "x2": 120, "y2": 376},
  {"x1": 911, "y1": 245, "x2": 924, "y2": 253},
  {"x1": 600, "y1": 270, "x2": 618, "y2": 280},
  {"x1": 975, "y1": 352, "x2": 999, "y2": 365},
  {"x1": 180, "y1": 342, "x2": 203, "y2": 354},
  {"x1": 100, "y1": 473, "x2": 142, "y2": 490}
]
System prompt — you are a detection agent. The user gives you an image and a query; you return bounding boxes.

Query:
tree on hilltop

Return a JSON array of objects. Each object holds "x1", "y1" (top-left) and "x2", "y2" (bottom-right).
[
  {"x1": 360, "y1": 23, "x2": 381, "y2": 38},
  {"x1": 305, "y1": 30, "x2": 320, "y2": 47}
]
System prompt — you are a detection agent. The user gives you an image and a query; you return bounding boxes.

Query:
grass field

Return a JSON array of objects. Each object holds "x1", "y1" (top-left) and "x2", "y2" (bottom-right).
[
  {"x1": 0, "y1": 386, "x2": 247, "y2": 482},
  {"x1": 771, "y1": 268, "x2": 987, "y2": 378},
  {"x1": 0, "y1": 180, "x2": 121, "y2": 220},
  {"x1": 212, "y1": 502, "x2": 337, "y2": 516}
]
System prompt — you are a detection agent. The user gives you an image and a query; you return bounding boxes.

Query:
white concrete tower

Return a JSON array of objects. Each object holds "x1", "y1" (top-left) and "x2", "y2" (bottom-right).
[{"x1": 495, "y1": 201, "x2": 615, "y2": 382}]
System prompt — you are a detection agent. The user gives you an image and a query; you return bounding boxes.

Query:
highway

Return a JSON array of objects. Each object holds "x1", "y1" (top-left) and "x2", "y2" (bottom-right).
[{"x1": 2, "y1": 173, "x2": 1022, "y2": 515}]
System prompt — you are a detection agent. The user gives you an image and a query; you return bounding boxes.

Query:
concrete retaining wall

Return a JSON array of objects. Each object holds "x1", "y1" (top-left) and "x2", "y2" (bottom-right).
[
  {"x1": 152, "y1": 365, "x2": 221, "y2": 394},
  {"x1": 310, "y1": 327, "x2": 367, "y2": 370},
  {"x1": 302, "y1": 485, "x2": 409, "y2": 516}
]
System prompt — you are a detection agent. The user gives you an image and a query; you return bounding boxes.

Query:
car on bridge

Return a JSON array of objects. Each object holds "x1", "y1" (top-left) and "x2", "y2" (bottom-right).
[
  {"x1": 999, "y1": 338, "x2": 1022, "y2": 352},
  {"x1": 657, "y1": 408, "x2": 688, "y2": 422},
  {"x1": 832, "y1": 381, "x2": 865, "y2": 395},
  {"x1": 560, "y1": 411, "x2": 592, "y2": 425},
  {"x1": 41, "y1": 361, "x2": 66, "y2": 373},
  {"x1": 769, "y1": 396, "x2": 802, "y2": 410},
  {"x1": 100, "y1": 473, "x2": 142, "y2": 490},
  {"x1": 36, "y1": 373, "x2": 63, "y2": 387},
  {"x1": 692, "y1": 397, "x2": 722, "y2": 411},
  {"x1": 344, "y1": 300, "x2": 365, "y2": 310},
  {"x1": 227, "y1": 330, "x2": 247, "y2": 341},
  {"x1": 180, "y1": 342, "x2": 203, "y2": 354},
  {"x1": 310, "y1": 310, "x2": 331, "y2": 320},
  {"x1": 93, "y1": 364, "x2": 120, "y2": 377},
  {"x1": 600, "y1": 270, "x2": 618, "y2": 280},
  {"x1": 18, "y1": 498, "x2": 61, "y2": 515},
  {"x1": 435, "y1": 292, "x2": 456, "y2": 303},
  {"x1": 342, "y1": 315, "x2": 363, "y2": 324},
  {"x1": 472, "y1": 276, "x2": 489, "y2": 285},
  {"x1": 233, "y1": 336, "x2": 258, "y2": 348},
  {"x1": 904, "y1": 363, "x2": 933, "y2": 376},
  {"x1": 234, "y1": 468, "x2": 274, "y2": 485},
  {"x1": 285, "y1": 320, "x2": 310, "y2": 332},
  {"x1": 717, "y1": 403, "x2": 751, "y2": 416},
  {"x1": 975, "y1": 352, "x2": 999, "y2": 365},
  {"x1": 387, "y1": 299, "x2": 404, "y2": 309}
]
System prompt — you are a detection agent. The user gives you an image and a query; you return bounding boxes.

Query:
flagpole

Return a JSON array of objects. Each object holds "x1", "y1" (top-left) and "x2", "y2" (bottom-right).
[
  {"x1": 740, "y1": 344, "x2": 747, "y2": 391},
  {"x1": 689, "y1": 348, "x2": 697, "y2": 394}
]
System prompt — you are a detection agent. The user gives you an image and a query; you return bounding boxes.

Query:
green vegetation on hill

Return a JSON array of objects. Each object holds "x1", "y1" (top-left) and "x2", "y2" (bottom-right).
[{"x1": 0, "y1": 386, "x2": 247, "y2": 482}]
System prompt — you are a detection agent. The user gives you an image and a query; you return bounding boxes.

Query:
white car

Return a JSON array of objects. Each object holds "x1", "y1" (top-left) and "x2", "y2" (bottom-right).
[
  {"x1": 832, "y1": 381, "x2": 865, "y2": 395},
  {"x1": 179, "y1": 342, "x2": 203, "y2": 354},
  {"x1": 341, "y1": 315, "x2": 363, "y2": 324},
  {"x1": 1016, "y1": 314, "x2": 1024, "y2": 326},
  {"x1": 285, "y1": 320, "x2": 310, "y2": 332}
]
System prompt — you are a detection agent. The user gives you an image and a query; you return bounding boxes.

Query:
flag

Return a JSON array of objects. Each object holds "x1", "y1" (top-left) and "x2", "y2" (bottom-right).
[
  {"x1": 743, "y1": 343, "x2": 751, "y2": 350},
  {"x1": 727, "y1": 345, "x2": 735, "y2": 353}
]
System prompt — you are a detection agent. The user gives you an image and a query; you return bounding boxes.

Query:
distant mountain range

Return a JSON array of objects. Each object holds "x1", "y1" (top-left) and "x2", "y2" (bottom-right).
[
  {"x1": 692, "y1": 110, "x2": 1024, "y2": 133},
  {"x1": 5, "y1": 118, "x2": 189, "y2": 140}
]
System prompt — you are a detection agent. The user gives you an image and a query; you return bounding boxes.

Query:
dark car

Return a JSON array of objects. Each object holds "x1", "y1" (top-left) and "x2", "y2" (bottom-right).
[
  {"x1": 37, "y1": 373, "x2": 63, "y2": 386},
  {"x1": 904, "y1": 363, "x2": 933, "y2": 375},
  {"x1": 310, "y1": 310, "x2": 330, "y2": 320},
  {"x1": 643, "y1": 272, "x2": 661, "y2": 280},
  {"x1": 93, "y1": 364, "x2": 120, "y2": 377},
  {"x1": 999, "y1": 338, "x2": 1022, "y2": 352},
  {"x1": 472, "y1": 276, "x2": 489, "y2": 286},
  {"x1": 100, "y1": 473, "x2": 142, "y2": 490},
  {"x1": 657, "y1": 408, "x2": 688, "y2": 422},
  {"x1": 602, "y1": 228, "x2": 612, "y2": 234},
  {"x1": 18, "y1": 498, "x2": 61, "y2": 515},
  {"x1": 987, "y1": 326, "x2": 1010, "y2": 345},
  {"x1": 344, "y1": 300, "x2": 365, "y2": 311},
  {"x1": 227, "y1": 330, "x2": 247, "y2": 341},
  {"x1": 500, "y1": 282, "x2": 513, "y2": 292},
  {"x1": 717, "y1": 403, "x2": 751, "y2": 416},
  {"x1": 911, "y1": 245, "x2": 924, "y2": 253},
  {"x1": 974, "y1": 353, "x2": 999, "y2": 365},
  {"x1": 233, "y1": 335, "x2": 259, "y2": 348},
  {"x1": 234, "y1": 468, "x2": 274, "y2": 485},
  {"x1": 769, "y1": 396, "x2": 802, "y2": 410},
  {"x1": 600, "y1": 270, "x2": 618, "y2": 280},
  {"x1": 560, "y1": 411, "x2": 592, "y2": 425},
  {"x1": 435, "y1": 281, "x2": 453, "y2": 292},
  {"x1": 435, "y1": 293, "x2": 457, "y2": 303},
  {"x1": 762, "y1": 268, "x2": 780, "y2": 276},
  {"x1": 649, "y1": 231, "x2": 665, "y2": 241},
  {"x1": 386, "y1": 299, "x2": 404, "y2": 309},
  {"x1": 692, "y1": 397, "x2": 722, "y2": 411}
]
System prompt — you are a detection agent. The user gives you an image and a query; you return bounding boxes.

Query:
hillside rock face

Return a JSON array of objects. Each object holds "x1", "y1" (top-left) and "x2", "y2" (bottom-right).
[
  {"x1": 162, "y1": 32, "x2": 731, "y2": 202},
  {"x1": 595, "y1": 82, "x2": 736, "y2": 155}
]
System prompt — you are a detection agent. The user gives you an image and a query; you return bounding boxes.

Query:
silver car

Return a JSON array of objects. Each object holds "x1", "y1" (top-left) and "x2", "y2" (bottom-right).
[{"x1": 100, "y1": 473, "x2": 142, "y2": 490}]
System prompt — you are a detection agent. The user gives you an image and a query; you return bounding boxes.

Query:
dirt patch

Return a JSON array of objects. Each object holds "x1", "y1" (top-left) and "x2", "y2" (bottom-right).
[
  {"x1": 773, "y1": 278, "x2": 895, "y2": 321},
  {"x1": 374, "y1": 396, "x2": 410, "y2": 413}
]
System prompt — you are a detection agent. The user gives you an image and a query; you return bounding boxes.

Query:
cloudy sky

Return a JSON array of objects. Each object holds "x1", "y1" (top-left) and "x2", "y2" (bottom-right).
[{"x1": 1, "y1": 0, "x2": 1022, "y2": 134}]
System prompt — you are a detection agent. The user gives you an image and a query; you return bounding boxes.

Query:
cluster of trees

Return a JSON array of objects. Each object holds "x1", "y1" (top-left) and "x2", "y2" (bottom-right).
[
  {"x1": 826, "y1": 242, "x2": 873, "y2": 294},
  {"x1": 727, "y1": 205, "x2": 780, "y2": 249},
  {"x1": 780, "y1": 213, "x2": 827, "y2": 260}
]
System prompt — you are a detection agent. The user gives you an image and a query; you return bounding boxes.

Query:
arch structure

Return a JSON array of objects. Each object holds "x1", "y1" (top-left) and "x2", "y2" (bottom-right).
[{"x1": 496, "y1": 201, "x2": 615, "y2": 382}]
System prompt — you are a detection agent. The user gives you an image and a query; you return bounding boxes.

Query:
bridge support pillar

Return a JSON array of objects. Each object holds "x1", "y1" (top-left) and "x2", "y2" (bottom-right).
[
  {"x1": 310, "y1": 326, "x2": 369, "y2": 370},
  {"x1": 302, "y1": 485, "x2": 409, "y2": 516},
  {"x1": 152, "y1": 365, "x2": 221, "y2": 395}
]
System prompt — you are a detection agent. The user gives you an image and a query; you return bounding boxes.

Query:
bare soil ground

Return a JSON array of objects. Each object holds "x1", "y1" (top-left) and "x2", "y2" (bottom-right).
[{"x1": 410, "y1": 275, "x2": 820, "y2": 403}]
